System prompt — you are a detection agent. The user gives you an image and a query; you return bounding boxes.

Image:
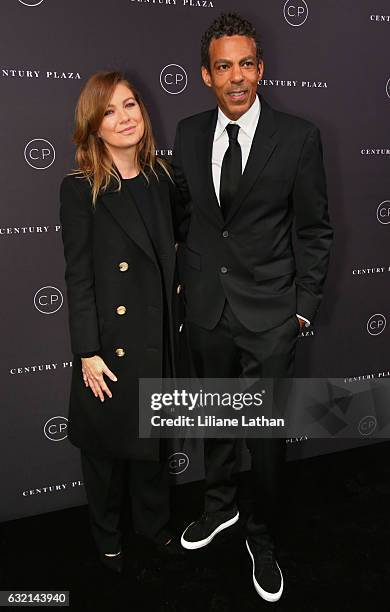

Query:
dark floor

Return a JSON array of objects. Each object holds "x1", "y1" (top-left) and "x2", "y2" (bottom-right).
[{"x1": 1, "y1": 442, "x2": 389, "y2": 612}]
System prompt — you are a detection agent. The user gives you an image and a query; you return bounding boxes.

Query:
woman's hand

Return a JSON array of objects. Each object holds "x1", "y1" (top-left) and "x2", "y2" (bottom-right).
[{"x1": 81, "y1": 356, "x2": 117, "y2": 402}]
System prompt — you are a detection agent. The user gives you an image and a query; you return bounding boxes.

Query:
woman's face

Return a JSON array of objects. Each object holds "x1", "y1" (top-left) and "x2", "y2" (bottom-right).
[{"x1": 98, "y1": 82, "x2": 145, "y2": 152}]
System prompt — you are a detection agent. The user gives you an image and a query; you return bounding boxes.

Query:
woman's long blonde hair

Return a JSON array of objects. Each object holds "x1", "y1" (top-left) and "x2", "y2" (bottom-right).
[{"x1": 73, "y1": 71, "x2": 169, "y2": 203}]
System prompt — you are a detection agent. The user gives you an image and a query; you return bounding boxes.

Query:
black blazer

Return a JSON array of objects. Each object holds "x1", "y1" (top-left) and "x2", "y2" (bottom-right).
[
  {"x1": 172, "y1": 96, "x2": 333, "y2": 332},
  {"x1": 60, "y1": 169, "x2": 183, "y2": 460}
]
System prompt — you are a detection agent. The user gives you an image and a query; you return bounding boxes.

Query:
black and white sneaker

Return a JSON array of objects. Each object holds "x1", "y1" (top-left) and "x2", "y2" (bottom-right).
[
  {"x1": 246, "y1": 539, "x2": 283, "y2": 602},
  {"x1": 181, "y1": 509, "x2": 239, "y2": 550}
]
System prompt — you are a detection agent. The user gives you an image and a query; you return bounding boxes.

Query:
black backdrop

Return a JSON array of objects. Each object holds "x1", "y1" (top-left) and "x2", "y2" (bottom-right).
[{"x1": 1, "y1": 0, "x2": 389, "y2": 522}]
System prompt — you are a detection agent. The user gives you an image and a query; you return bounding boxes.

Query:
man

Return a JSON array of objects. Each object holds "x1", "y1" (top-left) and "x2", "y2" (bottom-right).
[{"x1": 172, "y1": 12, "x2": 333, "y2": 602}]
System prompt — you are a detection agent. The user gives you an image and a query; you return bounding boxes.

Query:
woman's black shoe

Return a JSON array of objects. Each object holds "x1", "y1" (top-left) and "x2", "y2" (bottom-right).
[
  {"x1": 99, "y1": 552, "x2": 123, "y2": 574},
  {"x1": 156, "y1": 533, "x2": 185, "y2": 557}
]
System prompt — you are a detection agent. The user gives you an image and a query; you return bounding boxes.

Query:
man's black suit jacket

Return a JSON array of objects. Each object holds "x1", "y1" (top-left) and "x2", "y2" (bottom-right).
[{"x1": 172, "y1": 96, "x2": 333, "y2": 332}]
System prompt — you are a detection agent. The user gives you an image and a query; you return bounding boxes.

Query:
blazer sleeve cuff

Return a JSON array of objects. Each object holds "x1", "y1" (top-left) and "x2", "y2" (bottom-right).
[
  {"x1": 77, "y1": 351, "x2": 99, "y2": 359},
  {"x1": 296, "y1": 287, "x2": 321, "y2": 323}
]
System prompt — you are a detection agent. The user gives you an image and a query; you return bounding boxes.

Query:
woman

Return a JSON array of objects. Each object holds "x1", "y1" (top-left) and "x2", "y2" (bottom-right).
[{"x1": 60, "y1": 71, "x2": 186, "y2": 573}]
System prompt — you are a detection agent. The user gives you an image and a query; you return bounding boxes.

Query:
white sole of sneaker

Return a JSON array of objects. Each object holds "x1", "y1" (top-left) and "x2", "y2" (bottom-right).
[
  {"x1": 181, "y1": 511, "x2": 240, "y2": 550},
  {"x1": 245, "y1": 539, "x2": 283, "y2": 603}
]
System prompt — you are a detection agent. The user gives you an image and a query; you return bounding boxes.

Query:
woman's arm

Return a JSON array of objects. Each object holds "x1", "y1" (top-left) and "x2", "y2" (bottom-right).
[
  {"x1": 59, "y1": 176, "x2": 101, "y2": 356},
  {"x1": 168, "y1": 177, "x2": 191, "y2": 244},
  {"x1": 158, "y1": 157, "x2": 190, "y2": 243}
]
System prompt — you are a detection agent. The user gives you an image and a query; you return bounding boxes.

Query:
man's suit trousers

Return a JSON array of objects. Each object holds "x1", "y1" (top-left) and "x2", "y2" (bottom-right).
[{"x1": 187, "y1": 301, "x2": 299, "y2": 547}]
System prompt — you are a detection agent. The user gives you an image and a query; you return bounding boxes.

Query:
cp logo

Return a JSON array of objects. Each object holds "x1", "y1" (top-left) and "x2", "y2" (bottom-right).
[
  {"x1": 160, "y1": 64, "x2": 188, "y2": 94},
  {"x1": 168, "y1": 452, "x2": 189, "y2": 475},
  {"x1": 18, "y1": 0, "x2": 44, "y2": 5},
  {"x1": 283, "y1": 0, "x2": 309, "y2": 27},
  {"x1": 366, "y1": 313, "x2": 386, "y2": 336},
  {"x1": 34, "y1": 286, "x2": 63, "y2": 314},
  {"x1": 386, "y1": 78, "x2": 390, "y2": 99},
  {"x1": 44, "y1": 416, "x2": 68, "y2": 441},
  {"x1": 377, "y1": 200, "x2": 390, "y2": 224},
  {"x1": 358, "y1": 416, "x2": 377, "y2": 436},
  {"x1": 24, "y1": 139, "x2": 55, "y2": 169}
]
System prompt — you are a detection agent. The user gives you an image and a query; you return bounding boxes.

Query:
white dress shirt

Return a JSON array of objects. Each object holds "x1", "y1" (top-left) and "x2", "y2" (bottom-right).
[
  {"x1": 212, "y1": 95, "x2": 261, "y2": 204},
  {"x1": 211, "y1": 96, "x2": 310, "y2": 327}
]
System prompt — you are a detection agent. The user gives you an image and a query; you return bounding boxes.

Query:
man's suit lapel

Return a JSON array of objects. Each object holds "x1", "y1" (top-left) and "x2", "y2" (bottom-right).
[
  {"x1": 197, "y1": 109, "x2": 225, "y2": 225},
  {"x1": 225, "y1": 97, "x2": 278, "y2": 224},
  {"x1": 100, "y1": 180, "x2": 158, "y2": 267}
]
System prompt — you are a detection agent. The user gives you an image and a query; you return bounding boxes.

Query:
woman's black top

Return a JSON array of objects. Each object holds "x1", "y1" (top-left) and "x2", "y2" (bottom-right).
[{"x1": 123, "y1": 174, "x2": 162, "y2": 261}]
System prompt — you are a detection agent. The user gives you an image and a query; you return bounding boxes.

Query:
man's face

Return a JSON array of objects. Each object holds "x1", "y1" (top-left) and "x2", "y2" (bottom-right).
[{"x1": 202, "y1": 35, "x2": 264, "y2": 120}]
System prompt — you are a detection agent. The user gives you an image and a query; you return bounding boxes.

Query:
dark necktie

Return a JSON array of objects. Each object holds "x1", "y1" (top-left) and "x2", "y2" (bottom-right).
[{"x1": 219, "y1": 123, "x2": 242, "y2": 219}]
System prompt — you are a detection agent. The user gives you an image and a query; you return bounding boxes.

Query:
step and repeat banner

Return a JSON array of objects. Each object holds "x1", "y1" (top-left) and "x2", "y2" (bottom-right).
[{"x1": 0, "y1": 0, "x2": 389, "y2": 522}]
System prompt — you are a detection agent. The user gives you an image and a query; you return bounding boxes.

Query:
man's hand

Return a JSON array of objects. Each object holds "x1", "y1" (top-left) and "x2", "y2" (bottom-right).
[{"x1": 81, "y1": 356, "x2": 117, "y2": 402}]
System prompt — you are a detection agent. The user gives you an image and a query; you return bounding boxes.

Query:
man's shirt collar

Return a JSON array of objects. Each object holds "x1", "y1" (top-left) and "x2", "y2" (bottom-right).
[{"x1": 214, "y1": 95, "x2": 261, "y2": 141}]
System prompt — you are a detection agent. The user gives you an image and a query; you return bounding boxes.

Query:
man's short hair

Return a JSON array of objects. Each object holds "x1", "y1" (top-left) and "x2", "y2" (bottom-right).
[{"x1": 201, "y1": 12, "x2": 263, "y2": 71}]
